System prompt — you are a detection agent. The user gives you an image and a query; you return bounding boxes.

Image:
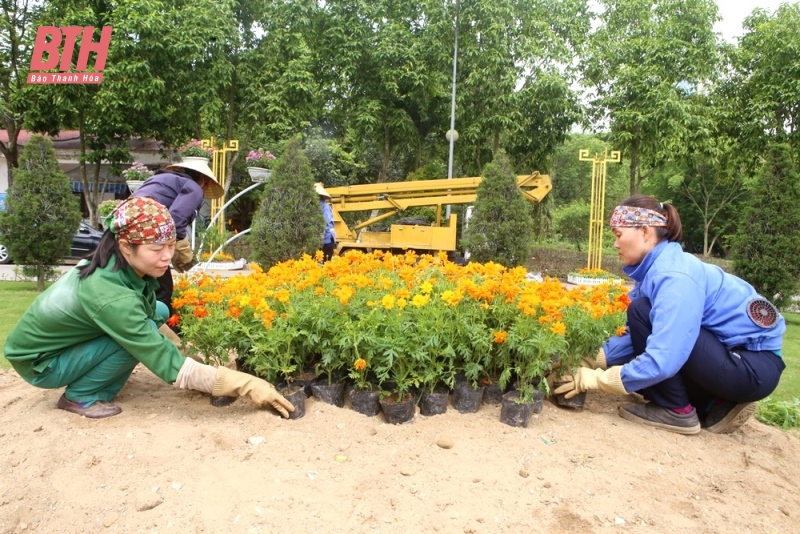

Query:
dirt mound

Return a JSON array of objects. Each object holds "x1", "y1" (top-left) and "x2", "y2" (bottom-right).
[{"x1": 1, "y1": 366, "x2": 798, "y2": 533}]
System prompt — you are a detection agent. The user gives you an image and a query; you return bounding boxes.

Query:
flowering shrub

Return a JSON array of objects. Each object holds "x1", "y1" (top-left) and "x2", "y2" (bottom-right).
[
  {"x1": 121, "y1": 162, "x2": 154, "y2": 182},
  {"x1": 245, "y1": 148, "x2": 277, "y2": 169},
  {"x1": 177, "y1": 139, "x2": 213, "y2": 159},
  {"x1": 173, "y1": 251, "x2": 629, "y2": 401}
]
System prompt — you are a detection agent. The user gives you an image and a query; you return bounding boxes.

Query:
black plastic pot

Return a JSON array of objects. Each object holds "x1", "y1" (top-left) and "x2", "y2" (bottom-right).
[
  {"x1": 482, "y1": 381, "x2": 504, "y2": 405},
  {"x1": 310, "y1": 379, "x2": 346, "y2": 407},
  {"x1": 348, "y1": 387, "x2": 381, "y2": 417},
  {"x1": 452, "y1": 381, "x2": 484, "y2": 413},
  {"x1": 553, "y1": 380, "x2": 587, "y2": 409},
  {"x1": 293, "y1": 372, "x2": 317, "y2": 397},
  {"x1": 379, "y1": 392, "x2": 416, "y2": 424},
  {"x1": 419, "y1": 387, "x2": 449, "y2": 416},
  {"x1": 280, "y1": 386, "x2": 306, "y2": 420},
  {"x1": 500, "y1": 391, "x2": 534, "y2": 428}
]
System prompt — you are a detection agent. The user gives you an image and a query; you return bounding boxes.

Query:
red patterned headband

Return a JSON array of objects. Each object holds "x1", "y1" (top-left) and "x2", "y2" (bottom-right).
[
  {"x1": 105, "y1": 197, "x2": 176, "y2": 244},
  {"x1": 609, "y1": 205, "x2": 668, "y2": 228}
]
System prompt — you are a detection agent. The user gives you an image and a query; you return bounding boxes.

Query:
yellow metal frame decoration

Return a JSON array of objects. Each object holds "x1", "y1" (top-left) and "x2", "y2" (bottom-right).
[
  {"x1": 579, "y1": 148, "x2": 621, "y2": 270},
  {"x1": 201, "y1": 137, "x2": 239, "y2": 233}
]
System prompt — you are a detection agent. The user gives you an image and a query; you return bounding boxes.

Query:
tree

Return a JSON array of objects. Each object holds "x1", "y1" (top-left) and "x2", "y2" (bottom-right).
[
  {"x1": 461, "y1": 151, "x2": 534, "y2": 267},
  {"x1": 582, "y1": 0, "x2": 720, "y2": 194},
  {"x1": 553, "y1": 201, "x2": 590, "y2": 251},
  {"x1": 0, "y1": 135, "x2": 81, "y2": 290},
  {"x1": 250, "y1": 137, "x2": 324, "y2": 269},
  {"x1": 731, "y1": 144, "x2": 800, "y2": 309},
  {"x1": 0, "y1": 0, "x2": 41, "y2": 187},
  {"x1": 728, "y1": 4, "x2": 800, "y2": 163}
]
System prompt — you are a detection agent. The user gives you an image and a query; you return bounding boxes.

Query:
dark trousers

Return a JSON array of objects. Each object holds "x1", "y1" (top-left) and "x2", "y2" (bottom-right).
[
  {"x1": 627, "y1": 298, "x2": 785, "y2": 413},
  {"x1": 322, "y1": 241, "x2": 335, "y2": 262},
  {"x1": 156, "y1": 270, "x2": 175, "y2": 317}
]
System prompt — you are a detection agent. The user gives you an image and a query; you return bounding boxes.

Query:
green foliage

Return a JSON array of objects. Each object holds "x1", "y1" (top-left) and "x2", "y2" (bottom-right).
[
  {"x1": 0, "y1": 136, "x2": 81, "y2": 291},
  {"x1": 553, "y1": 201, "x2": 590, "y2": 251},
  {"x1": 303, "y1": 131, "x2": 363, "y2": 188},
  {"x1": 461, "y1": 151, "x2": 534, "y2": 267},
  {"x1": 756, "y1": 398, "x2": 800, "y2": 430},
  {"x1": 731, "y1": 144, "x2": 800, "y2": 308},
  {"x1": 250, "y1": 137, "x2": 325, "y2": 269}
]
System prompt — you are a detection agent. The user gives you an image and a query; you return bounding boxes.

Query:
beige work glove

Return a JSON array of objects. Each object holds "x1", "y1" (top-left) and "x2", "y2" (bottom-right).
[
  {"x1": 213, "y1": 366, "x2": 294, "y2": 418},
  {"x1": 553, "y1": 366, "x2": 628, "y2": 399},
  {"x1": 172, "y1": 237, "x2": 194, "y2": 272},
  {"x1": 581, "y1": 347, "x2": 607, "y2": 370},
  {"x1": 174, "y1": 360, "x2": 294, "y2": 418}
]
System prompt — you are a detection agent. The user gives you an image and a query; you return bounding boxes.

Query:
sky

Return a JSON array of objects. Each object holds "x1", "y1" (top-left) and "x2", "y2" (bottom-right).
[{"x1": 714, "y1": 0, "x2": 786, "y2": 42}]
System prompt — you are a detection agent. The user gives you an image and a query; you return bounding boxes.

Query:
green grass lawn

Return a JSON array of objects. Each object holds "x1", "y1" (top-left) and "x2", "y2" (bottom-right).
[{"x1": 1, "y1": 281, "x2": 798, "y2": 400}]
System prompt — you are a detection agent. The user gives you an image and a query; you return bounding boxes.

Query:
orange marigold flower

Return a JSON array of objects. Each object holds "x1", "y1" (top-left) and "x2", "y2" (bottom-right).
[
  {"x1": 193, "y1": 306, "x2": 208, "y2": 319},
  {"x1": 616, "y1": 325, "x2": 628, "y2": 337},
  {"x1": 493, "y1": 331, "x2": 507, "y2": 344},
  {"x1": 538, "y1": 315, "x2": 553, "y2": 324},
  {"x1": 166, "y1": 314, "x2": 180, "y2": 327},
  {"x1": 228, "y1": 305, "x2": 242, "y2": 318},
  {"x1": 550, "y1": 321, "x2": 567, "y2": 335},
  {"x1": 354, "y1": 358, "x2": 367, "y2": 371}
]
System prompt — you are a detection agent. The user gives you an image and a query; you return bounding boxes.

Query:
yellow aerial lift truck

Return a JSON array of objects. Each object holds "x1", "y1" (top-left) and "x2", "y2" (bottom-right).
[{"x1": 324, "y1": 171, "x2": 552, "y2": 255}]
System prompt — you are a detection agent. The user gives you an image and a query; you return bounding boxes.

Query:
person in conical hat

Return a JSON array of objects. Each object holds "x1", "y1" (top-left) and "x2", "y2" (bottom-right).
[{"x1": 131, "y1": 157, "x2": 223, "y2": 316}]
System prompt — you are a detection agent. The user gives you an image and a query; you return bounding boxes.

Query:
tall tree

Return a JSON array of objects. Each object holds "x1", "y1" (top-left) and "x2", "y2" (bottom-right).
[
  {"x1": 0, "y1": 0, "x2": 41, "y2": 187},
  {"x1": 582, "y1": 0, "x2": 720, "y2": 194},
  {"x1": 731, "y1": 143, "x2": 800, "y2": 308},
  {"x1": 0, "y1": 135, "x2": 81, "y2": 290}
]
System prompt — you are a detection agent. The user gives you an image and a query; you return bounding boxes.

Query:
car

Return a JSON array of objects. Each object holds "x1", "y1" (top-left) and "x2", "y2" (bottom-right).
[{"x1": 0, "y1": 222, "x2": 104, "y2": 264}]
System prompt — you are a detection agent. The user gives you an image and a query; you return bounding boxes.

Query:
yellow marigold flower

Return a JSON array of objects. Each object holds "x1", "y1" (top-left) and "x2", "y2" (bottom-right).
[
  {"x1": 275, "y1": 289, "x2": 290, "y2": 303},
  {"x1": 420, "y1": 281, "x2": 433, "y2": 294},
  {"x1": 354, "y1": 358, "x2": 367, "y2": 371},
  {"x1": 411, "y1": 294, "x2": 430, "y2": 307},
  {"x1": 493, "y1": 331, "x2": 508, "y2": 343},
  {"x1": 382, "y1": 294, "x2": 396, "y2": 309},
  {"x1": 550, "y1": 321, "x2": 567, "y2": 335},
  {"x1": 480, "y1": 302, "x2": 489, "y2": 310},
  {"x1": 397, "y1": 297, "x2": 407, "y2": 309},
  {"x1": 395, "y1": 288, "x2": 411, "y2": 299},
  {"x1": 314, "y1": 286, "x2": 326, "y2": 295}
]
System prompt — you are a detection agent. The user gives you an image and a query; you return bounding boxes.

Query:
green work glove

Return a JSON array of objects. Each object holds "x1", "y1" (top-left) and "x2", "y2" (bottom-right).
[
  {"x1": 553, "y1": 366, "x2": 628, "y2": 399},
  {"x1": 212, "y1": 367, "x2": 294, "y2": 418}
]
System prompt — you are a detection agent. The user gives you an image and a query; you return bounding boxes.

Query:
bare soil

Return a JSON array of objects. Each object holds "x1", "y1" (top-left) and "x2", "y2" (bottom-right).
[{"x1": 1, "y1": 365, "x2": 798, "y2": 534}]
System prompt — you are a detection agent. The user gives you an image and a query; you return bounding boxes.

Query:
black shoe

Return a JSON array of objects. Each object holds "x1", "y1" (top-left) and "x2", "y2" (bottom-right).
[
  {"x1": 619, "y1": 403, "x2": 701, "y2": 435},
  {"x1": 703, "y1": 401, "x2": 756, "y2": 434},
  {"x1": 57, "y1": 394, "x2": 122, "y2": 419}
]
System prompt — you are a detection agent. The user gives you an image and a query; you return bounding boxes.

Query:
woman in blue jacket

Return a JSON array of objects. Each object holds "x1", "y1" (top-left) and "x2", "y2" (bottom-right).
[{"x1": 555, "y1": 195, "x2": 785, "y2": 435}]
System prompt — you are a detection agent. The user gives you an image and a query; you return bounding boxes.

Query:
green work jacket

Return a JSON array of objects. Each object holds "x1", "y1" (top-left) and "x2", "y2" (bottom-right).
[{"x1": 4, "y1": 257, "x2": 184, "y2": 383}]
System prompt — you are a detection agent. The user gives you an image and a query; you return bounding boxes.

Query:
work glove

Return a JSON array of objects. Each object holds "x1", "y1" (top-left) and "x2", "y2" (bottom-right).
[
  {"x1": 213, "y1": 367, "x2": 294, "y2": 418},
  {"x1": 553, "y1": 366, "x2": 628, "y2": 399},
  {"x1": 174, "y1": 360, "x2": 294, "y2": 418},
  {"x1": 581, "y1": 347, "x2": 607, "y2": 370},
  {"x1": 172, "y1": 237, "x2": 194, "y2": 272}
]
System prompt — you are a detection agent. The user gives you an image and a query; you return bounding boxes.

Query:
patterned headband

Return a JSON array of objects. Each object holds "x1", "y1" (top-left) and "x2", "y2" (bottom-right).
[
  {"x1": 104, "y1": 197, "x2": 176, "y2": 244},
  {"x1": 609, "y1": 205, "x2": 668, "y2": 228}
]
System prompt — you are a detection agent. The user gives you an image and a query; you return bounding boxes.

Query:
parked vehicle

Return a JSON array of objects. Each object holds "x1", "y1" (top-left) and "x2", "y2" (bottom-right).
[{"x1": 0, "y1": 222, "x2": 103, "y2": 265}]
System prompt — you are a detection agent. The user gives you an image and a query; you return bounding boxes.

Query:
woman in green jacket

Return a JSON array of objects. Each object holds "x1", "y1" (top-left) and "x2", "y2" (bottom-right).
[{"x1": 4, "y1": 197, "x2": 293, "y2": 419}]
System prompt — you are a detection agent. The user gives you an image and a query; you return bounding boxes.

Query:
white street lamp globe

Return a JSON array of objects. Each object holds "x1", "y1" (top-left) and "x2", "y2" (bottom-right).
[{"x1": 446, "y1": 129, "x2": 459, "y2": 142}]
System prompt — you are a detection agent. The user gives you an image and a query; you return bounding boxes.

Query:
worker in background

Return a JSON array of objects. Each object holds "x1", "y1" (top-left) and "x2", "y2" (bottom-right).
[
  {"x1": 132, "y1": 158, "x2": 224, "y2": 316},
  {"x1": 3, "y1": 198, "x2": 293, "y2": 419},
  {"x1": 555, "y1": 194, "x2": 785, "y2": 435},
  {"x1": 316, "y1": 182, "x2": 336, "y2": 262}
]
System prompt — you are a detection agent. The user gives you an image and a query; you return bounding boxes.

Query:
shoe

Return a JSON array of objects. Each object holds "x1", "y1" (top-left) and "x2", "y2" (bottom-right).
[
  {"x1": 703, "y1": 401, "x2": 756, "y2": 434},
  {"x1": 57, "y1": 394, "x2": 122, "y2": 419},
  {"x1": 618, "y1": 403, "x2": 701, "y2": 435}
]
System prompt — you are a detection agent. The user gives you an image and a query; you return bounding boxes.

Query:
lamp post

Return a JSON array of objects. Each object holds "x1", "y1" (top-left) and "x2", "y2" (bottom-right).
[{"x1": 445, "y1": 0, "x2": 459, "y2": 220}]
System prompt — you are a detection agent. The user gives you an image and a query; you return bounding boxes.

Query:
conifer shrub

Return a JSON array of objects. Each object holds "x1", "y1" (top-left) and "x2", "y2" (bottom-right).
[
  {"x1": 732, "y1": 143, "x2": 800, "y2": 308},
  {"x1": 461, "y1": 151, "x2": 534, "y2": 267},
  {"x1": 0, "y1": 135, "x2": 81, "y2": 290},
  {"x1": 250, "y1": 137, "x2": 325, "y2": 269}
]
